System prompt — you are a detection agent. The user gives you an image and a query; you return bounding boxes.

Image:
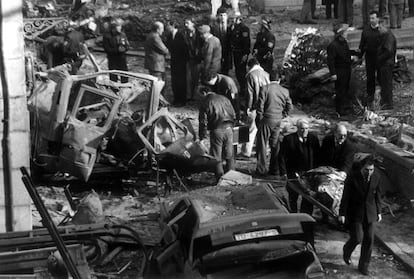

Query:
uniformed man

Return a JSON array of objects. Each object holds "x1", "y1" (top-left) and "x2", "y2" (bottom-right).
[
  {"x1": 228, "y1": 14, "x2": 250, "y2": 105},
  {"x1": 252, "y1": 18, "x2": 275, "y2": 75}
]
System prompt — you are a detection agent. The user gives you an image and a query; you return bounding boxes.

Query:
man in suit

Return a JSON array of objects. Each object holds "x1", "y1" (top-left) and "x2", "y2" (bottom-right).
[
  {"x1": 166, "y1": 21, "x2": 188, "y2": 106},
  {"x1": 144, "y1": 21, "x2": 169, "y2": 82},
  {"x1": 280, "y1": 119, "x2": 320, "y2": 214},
  {"x1": 199, "y1": 25, "x2": 222, "y2": 84},
  {"x1": 320, "y1": 124, "x2": 355, "y2": 177},
  {"x1": 255, "y1": 81, "x2": 292, "y2": 176},
  {"x1": 211, "y1": 7, "x2": 231, "y2": 75},
  {"x1": 339, "y1": 155, "x2": 382, "y2": 276}
]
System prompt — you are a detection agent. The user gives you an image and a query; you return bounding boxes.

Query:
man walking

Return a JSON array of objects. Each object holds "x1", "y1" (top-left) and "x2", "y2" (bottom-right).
[
  {"x1": 240, "y1": 58, "x2": 270, "y2": 158},
  {"x1": 339, "y1": 155, "x2": 382, "y2": 276},
  {"x1": 199, "y1": 90, "x2": 236, "y2": 180},
  {"x1": 280, "y1": 119, "x2": 321, "y2": 214},
  {"x1": 255, "y1": 81, "x2": 292, "y2": 176},
  {"x1": 144, "y1": 21, "x2": 169, "y2": 83},
  {"x1": 359, "y1": 11, "x2": 382, "y2": 106}
]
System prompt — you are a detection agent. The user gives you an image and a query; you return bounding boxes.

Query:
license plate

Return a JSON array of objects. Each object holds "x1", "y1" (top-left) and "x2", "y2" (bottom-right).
[{"x1": 234, "y1": 229, "x2": 279, "y2": 241}]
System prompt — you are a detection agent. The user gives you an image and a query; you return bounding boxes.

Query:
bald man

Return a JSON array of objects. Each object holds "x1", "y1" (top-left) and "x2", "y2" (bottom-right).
[
  {"x1": 145, "y1": 21, "x2": 169, "y2": 81},
  {"x1": 321, "y1": 124, "x2": 355, "y2": 177},
  {"x1": 280, "y1": 119, "x2": 321, "y2": 214}
]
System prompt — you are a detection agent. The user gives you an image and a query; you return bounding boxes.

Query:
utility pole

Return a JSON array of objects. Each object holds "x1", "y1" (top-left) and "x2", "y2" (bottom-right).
[{"x1": 0, "y1": 0, "x2": 32, "y2": 232}]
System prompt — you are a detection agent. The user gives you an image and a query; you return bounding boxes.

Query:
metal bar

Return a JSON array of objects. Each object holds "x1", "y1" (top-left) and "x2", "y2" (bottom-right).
[
  {"x1": 64, "y1": 184, "x2": 76, "y2": 211},
  {"x1": 20, "y1": 167, "x2": 82, "y2": 279}
]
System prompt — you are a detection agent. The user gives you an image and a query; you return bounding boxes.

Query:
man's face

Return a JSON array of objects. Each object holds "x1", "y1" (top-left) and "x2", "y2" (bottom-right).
[
  {"x1": 201, "y1": 32, "x2": 208, "y2": 41},
  {"x1": 115, "y1": 25, "x2": 122, "y2": 33},
  {"x1": 297, "y1": 123, "x2": 309, "y2": 139},
  {"x1": 166, "y1": 25, "x2": 174, "y2": 35},
  {"x1": 361, "y1": 164, "x2": 375, "y2": 180},
  {"x1": 219, "y1": 12, "x2": 228, "y2": 23},
  {"x1": 184, "y1": 20, "x2": 194, "y2": 31},
  {"x1": 335, "y1": 128, "x2": 347, "y2": 145},
  {"x1": 158, "y1": 24, "x2": 164, "y2": 35},
  {"x1": 369, "y1": 13, "x2": 379, "y2": 26}
]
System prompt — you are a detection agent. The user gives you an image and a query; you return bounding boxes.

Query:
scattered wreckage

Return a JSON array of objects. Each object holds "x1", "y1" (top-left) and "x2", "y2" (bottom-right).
[
  {"x1": 28, "y1": 65, "x2": 224, "y2": 183},
  {"x1": 153, "y1": 186, "x2": 325, "y2": 278}
]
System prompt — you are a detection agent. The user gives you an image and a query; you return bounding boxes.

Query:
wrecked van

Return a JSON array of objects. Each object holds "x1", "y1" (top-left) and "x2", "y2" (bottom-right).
[{"x1": 28, "y1": 67, "x2": 164, "y2": 181}]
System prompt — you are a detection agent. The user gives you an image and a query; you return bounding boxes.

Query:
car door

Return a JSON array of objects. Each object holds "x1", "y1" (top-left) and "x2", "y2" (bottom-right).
[{"x1": 57, "y1": 84, "x2": 121, "y2": 181}]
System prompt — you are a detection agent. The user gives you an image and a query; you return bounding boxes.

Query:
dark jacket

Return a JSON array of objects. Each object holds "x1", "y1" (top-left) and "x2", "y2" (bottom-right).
[
  {"x1": 256, "y1": 82, "x2": 292, "y2": 123},
  {"x1": 279, "y1": 132, "x2": 321, "y2": 178},
  {"x1": 63, "y1": 29, "x2": 84, "y2": 60},
  {"x1": 229, "y1": 22, "x2": 250, "y2": 55},
  {"x1": 253, "y1": 29, "x2": 275, "y2": 60},
  {"x1": 183, "y1": 28, "x2": 203, "y2": 63},
  {"x1": 166, "y1": 30, "x2": 188, "y2": 66},
  {"x1": 339, "y1": 166, "x2": 382, "y2": 223},
  {"x1": 377, "y1": 29, "x2": 397, "y2": 67},
  {"x1": 201, "y1": 34, "x2": 222, "y2": 81},
  {"x1": 213, "y1": 74, "x2": 238, "y2": 100},
  {"x1": 144, "y1": 31, "x2": 169, "y2": 72},
  {"x1": 211, "y1": 21, "x2": 231, "y2": 69},
  {"x1": 320, "y1": 134, "x2": 355, "y2": 175},
  {"x1": 359, "y1": 25, "x2": 382, "y2": 58},
  {"x1": 199, "y1": 92, "x2": 235, "y2": 140},
  {"x1": 103, "y1": 30, "x2": 129, "y2": 56},
  {"x1": 327, "y1": 35, "x2": 354, "y2": 75}
]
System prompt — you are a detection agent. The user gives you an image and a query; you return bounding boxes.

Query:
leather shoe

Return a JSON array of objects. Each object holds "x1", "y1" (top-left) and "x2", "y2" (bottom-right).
[
  {"x1": 342, "y1": 248, "x2": 351, "y2": 265},
  {"x1": 358, "y1": 267, "x2": 370, "y2": 276}
]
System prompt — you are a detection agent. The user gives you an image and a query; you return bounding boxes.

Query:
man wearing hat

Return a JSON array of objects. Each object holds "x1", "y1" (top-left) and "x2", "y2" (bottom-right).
[
  {"x1": 199, "y1": 25, "x2": 222, "y2": 84},
  {"x1": 327, "y1": 23, "x2": 359, "y2": 116},
  {"x1": 252, "y1": 18, "x2": 275, "y2": 75},
  {"x1": 103, "y1": 18, "x2": 130, "y2": 83},
  {"x1": 228, "y1": 14, "x2": 250, "y2": 103}
]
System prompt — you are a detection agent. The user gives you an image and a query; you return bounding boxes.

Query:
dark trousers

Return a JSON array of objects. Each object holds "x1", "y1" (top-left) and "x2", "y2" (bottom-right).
[
  {"x1": 378, "y1": 64, "x2": 394, "y2": 107},
  {"x1": 233, "y1": 51, "x2": 247, "y2": 107},
  {"x1": 362, "y1": 0, "x2": 376, "y2": 25},
  {"x1": 256, "y1": 119, "x2": 280, "y2": 175},
  {"x1": 287, "y1": 181, "x2": 314, "y2": 215},
  {"x1": 409, "y1": 0, "x2": 414, "y2": 15},
  {"x1": 335, "y1": 67, "x2": 351, "y2": 114},
  {"x1": 171, "y1": 62, "x2": 187, "y2": 105},
  {"x1": 338, "y1": 0, "x2": 354, "y2": 25},
  {"x1": 343, "y1": 220, "x2": 375, "y2": 270},
  {"x1": 365, "y1": 55, "x2": 378, "y2": 104},
  {"x1": 108, "y1": 54, "x2": 128, "y2": 83},
  {"x1": 325, "y1": 0, "x2": 338, "y2": 19},
  {"x1": 389, "y1": 2, "x2": 404, "y2": 28},
  {"x1": 210, "y1": 127, "x2": 234, "y2": 178},
  {"x1": 379, "y1": 0, "x2": 388, "y2": 17},
  {"x1": 301, "y1": 0, "x2": 317, "y2": 22}
]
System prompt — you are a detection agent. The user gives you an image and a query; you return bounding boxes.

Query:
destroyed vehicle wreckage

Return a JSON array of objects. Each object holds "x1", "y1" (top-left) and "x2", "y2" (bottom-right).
[
  {"x1": 29, "y1": 67, "x2": 219, "y2": 182},
  {"x1": 155, "y1": 196, "x2": 325, "y2": 278}
]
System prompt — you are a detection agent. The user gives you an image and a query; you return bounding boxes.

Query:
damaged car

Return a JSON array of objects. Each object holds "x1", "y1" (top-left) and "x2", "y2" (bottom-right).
[
  {"x1": 28, "y1": 66, "x2": 221, "y2": 182},
  {"x1": 154, "y1": 195, "x2": 326, "y2": 278}
]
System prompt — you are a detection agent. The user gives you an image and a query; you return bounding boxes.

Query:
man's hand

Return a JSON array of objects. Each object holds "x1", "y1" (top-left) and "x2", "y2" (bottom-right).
[
  {"x1": 338, "y1": 216, "x2": 345, "y2": 224},
  {"x1": 331, "y1": 75, "x2": 337, "y2": 81},
  {"x1": 377, "y1": 214, "x2": 382, "y2": 222}
]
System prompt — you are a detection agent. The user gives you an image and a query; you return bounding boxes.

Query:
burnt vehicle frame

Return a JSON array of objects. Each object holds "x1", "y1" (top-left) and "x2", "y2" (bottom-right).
[{"x1": 155, "y1": 196, "x2": 326, "y2": 278}]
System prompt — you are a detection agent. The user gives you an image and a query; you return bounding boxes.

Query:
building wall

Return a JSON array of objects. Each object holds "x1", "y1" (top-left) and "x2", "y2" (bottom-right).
[{"x1": 0, "y1": 0, "x2": 32, "y2": 232}]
